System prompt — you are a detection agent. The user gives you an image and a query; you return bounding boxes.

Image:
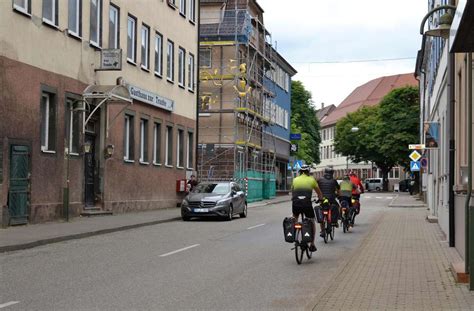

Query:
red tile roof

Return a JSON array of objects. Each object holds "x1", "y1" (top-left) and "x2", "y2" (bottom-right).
[{"x1": 321, "y1": 73, "x2": 418, "y2": 127}]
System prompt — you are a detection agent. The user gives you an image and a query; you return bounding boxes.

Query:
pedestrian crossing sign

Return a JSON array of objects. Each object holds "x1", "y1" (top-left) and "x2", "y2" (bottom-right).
[{"x1": 410, "y1": 161, "x2": 421, "y2": 172}]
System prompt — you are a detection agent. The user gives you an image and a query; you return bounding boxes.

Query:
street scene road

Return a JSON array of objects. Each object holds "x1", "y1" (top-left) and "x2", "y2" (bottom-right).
[{"x1": 0, "y1": 194, "x2": 391, "y2": 310}]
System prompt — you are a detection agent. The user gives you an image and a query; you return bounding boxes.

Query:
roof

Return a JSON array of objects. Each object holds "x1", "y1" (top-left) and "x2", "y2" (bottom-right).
[
  {"x1": 316, "y1": 105, "x2": 336, "y2": 122},
  {"x1": 321, "y1": 73, "x2": 418, "y2": 127}
]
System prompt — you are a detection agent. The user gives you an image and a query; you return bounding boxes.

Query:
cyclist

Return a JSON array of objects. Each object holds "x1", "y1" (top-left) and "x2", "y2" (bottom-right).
[
  {"x1": 339, "y1": 174, "x2": 355, "y2": 207},
  {"x1": 349, "y1": 171, "x2": 365, "y2": 215},
  {"x1": 291, "y1": 164, "x2": 323, "y2": 252},
  {"x1": 317, "y1": 167, "x2": 340, "y2": 236}
]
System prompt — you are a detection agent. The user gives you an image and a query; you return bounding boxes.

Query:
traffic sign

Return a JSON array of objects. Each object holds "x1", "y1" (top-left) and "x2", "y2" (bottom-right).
[
  {"x1": 293, "y1": 160, "x2": 303, "y2": 170},
  {"x1": 420, "y1": 157, "x2": 428, "y2": 168},
  {"x1": 410, "y1": 161, "x2": 421, "y2": 172},
  {"x1": 290, "y1": 133, "x2": 301, "y2": 140},
  {"x1": 290, "y1": 144, "x2": 298, "y2": 153},
  {"x1": 409, "y1": 144, "x2": 425, "y2": 150},
  {"x1": 409, "y1": 150, "x2": 422, "y2": 162}
]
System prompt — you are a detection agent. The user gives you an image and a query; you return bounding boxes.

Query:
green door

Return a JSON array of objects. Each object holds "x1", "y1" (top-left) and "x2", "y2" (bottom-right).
[{"x1": 8, "y1": 145, "x2": 29, "y2": 225}]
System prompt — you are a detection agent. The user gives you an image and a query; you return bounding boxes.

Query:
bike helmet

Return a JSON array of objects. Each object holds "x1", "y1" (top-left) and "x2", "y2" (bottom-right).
[
  {"x1": 299, "y1": 164, "x2": 310, "y2": 173},
  {"x1": 324, "y1": 167, "x2": 334, "y2": 175}
]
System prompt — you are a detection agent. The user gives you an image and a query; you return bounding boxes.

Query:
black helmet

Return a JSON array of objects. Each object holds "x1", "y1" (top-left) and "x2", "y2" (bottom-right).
[
  {"x1": 299, "y1": 164, "x2": 310, "y2": 173},
  {"x1": 324, "y1": 167, "x2": 334, "y2": 175}
]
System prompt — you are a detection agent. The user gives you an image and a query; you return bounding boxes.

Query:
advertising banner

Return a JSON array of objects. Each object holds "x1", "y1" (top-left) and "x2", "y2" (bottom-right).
[{"x1": 424, "y1": 122, "x2": 439, "y2": 149}]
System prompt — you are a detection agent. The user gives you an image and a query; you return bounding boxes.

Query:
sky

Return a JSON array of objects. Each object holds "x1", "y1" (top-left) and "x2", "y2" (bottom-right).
[{"x1": 257, "y1": 0, "x2": 427, "y2": 110}]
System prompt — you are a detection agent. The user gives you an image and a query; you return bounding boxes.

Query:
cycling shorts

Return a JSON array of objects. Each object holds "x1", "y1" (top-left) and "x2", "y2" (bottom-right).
[{"x1": 292, "y1": 199, "x2": 316, "y2": 219}]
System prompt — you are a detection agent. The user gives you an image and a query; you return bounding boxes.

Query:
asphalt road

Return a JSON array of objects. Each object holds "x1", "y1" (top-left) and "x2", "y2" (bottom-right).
[{"x1": 0, "y1": 193, "x2": 395, "y2": 310}]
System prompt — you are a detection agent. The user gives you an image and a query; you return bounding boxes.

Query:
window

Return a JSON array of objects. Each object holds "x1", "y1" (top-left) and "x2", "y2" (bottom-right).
[
  {"x1": 178, "y1": 47, "x2": 185, "y2": 87},
  {"x1": 68, "y1": 0, "x2": 82, "y2": 37},
  {"x1": 153, "y1": 122, "x2": 161, "y2": 165},
  {"x1": 13, "y1": 0, "x2": 31, "y2": 14},
  {"x1": 154, "y1": 33, "x2": 163, "y2": 76},
  {"x1": 187, "y1": 131, "x2": 194, "y2": 169},
  {"x1": 165, "y1": 126, "x2": 173, "y2": 166},
  {"x1": 189, "y1": 0, "x2": 195, "y2": 22},
  {"x1": 66, "y1": 98, "x2": 81, "y2": 154},
  {"x1": 124, "y1": 114, "x2": 134, "y2": 161},
  {"x1": 139, "y1": 118, "x2": 149, "y2": 163},
  {"x1": 90, "y1": 0, "x2": 102, "y2": 47},
  {"x1": 108, "y1": 4, "x2": 119, "y2": 48},
  {"x1": 141, "y1": 24, "x2": 150, "y2": 70},
  {"x1": 199, "y1": 49, "x2": 211, "y2": 68},
  {"x1": 179, "y1": 0, "x2": 185, "y2": 16},
  {"x1": 167, "y1": 40, "x2": 174, "y2": 81},
  {"x1": 188, "y1": 53, "x2": 195, "y2": 91},
  {"x1": 40, "y1": 92, "x2": 56, "y2": 152},
  {"x1": 177, "y1": 129, "x2": 184, "y2": 168},
  {"x1": 42, "y1": 0, "x2": 58, "y2": 26},
  {"x1": 127, "y1": 15, "x2": 137, "y2": 63}
]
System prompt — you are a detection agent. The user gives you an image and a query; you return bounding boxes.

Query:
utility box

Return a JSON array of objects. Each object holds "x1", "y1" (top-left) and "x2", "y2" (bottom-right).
[{"x1": 176, "y1": 180, "x2": 186, "y2": 192}]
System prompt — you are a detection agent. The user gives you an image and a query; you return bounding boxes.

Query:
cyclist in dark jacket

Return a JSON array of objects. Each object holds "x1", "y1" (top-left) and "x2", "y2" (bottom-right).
[{"x1": 317, "y1": 167, "x2": 340, "y2": 235}]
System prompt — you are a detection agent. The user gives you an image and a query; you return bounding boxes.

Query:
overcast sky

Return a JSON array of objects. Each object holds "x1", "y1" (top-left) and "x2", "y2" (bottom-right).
[{"x1": 258, "y1": 0, "x2": 427, "y2": 109}]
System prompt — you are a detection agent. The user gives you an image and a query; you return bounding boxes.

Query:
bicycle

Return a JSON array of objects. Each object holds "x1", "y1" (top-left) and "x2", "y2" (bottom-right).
[
  {"x1": 291, "y1": 208, "x2": 316, "y2": 265},
  {"x1": 319, "y1": 201, "x2": 336, "y2": 243},
  {"x1": 351, "y1": 196, "x2": 360, "y2": 226},
  {"x1": 340, "y1": 200, "x2": 351, "y2": 233}
]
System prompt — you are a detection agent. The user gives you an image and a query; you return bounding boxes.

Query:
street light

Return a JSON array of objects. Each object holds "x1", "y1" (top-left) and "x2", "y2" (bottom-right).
[
  {"x1": 346, "y1": 127, "x2": 360, "y2": 171},
  {"x1": 419, "y1": 5, "x2": 456, "y2": 38}
]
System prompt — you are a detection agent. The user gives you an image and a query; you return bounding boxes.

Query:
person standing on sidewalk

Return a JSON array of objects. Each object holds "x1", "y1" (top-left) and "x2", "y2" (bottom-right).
[{"x1": 186, "y1": 175, "x2": 198, "y2": 193}]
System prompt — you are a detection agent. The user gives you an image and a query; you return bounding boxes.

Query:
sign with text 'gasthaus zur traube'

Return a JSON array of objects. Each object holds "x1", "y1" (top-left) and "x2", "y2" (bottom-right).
[{"x1": 127, "y1": 84, "x2": 174, "y2": 112}]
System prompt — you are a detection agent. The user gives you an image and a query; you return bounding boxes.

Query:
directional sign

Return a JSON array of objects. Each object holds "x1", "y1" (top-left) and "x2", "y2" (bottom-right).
[
  {"x1": 420, "y1": 157, "x2": 428, "y2": 168},
  {"x1": 409, "y1": 144, "x2": 425, "y2": 150},
  {"x1": 290, "y1": 133, "x2": 302, "y2": 140},
  {"x1": 410, "y1": 161, "x2": 421, "y2": 172},
  {"x1": 290, "y1": 144, "x2": 298, "y2": 153},
  {"x1": 409, "y1": 150, "x2": 422, "y2": 162}
]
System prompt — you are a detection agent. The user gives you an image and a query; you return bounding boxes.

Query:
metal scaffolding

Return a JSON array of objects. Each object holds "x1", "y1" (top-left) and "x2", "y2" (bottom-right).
[{"x1": 198, "y1": 0, "x2": 277, "y2": 201}]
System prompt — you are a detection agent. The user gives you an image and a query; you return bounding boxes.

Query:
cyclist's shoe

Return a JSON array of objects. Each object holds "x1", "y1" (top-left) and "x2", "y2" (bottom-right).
[
  {"x1": 320, "y1": 231, "x2": 325, "y2": 238},
  {"x1": 309, "y1": 244, "x2": 317, "y2": 252}
]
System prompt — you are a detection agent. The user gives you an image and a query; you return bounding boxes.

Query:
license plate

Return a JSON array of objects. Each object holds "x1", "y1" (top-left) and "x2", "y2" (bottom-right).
[{"x1": 194, "y1": 208, "x2": 209, "y2": 213}]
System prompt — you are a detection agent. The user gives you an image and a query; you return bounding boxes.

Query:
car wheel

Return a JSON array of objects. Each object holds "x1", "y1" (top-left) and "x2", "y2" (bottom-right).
[
  {"x1": 376, "y1": 187, "x2": 381, "y2": 191},
  {"x1": 239, "y1": 203, "x2": 247, "y2": 218},
  {"x1": 182, "y1": 216, "x2": 190, "y2": 221},
  {"x1": 227, "y1": 205, "x2": 233, "y2": 221}
]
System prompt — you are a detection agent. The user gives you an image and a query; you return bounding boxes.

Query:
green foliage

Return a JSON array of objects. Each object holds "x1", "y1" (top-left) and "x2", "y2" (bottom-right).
[
  {"x1": 334, "y1": 86, "x2": 419, "y2": 187},
  {"x1": 291, "y1": 81, "x2": 321, "y2": 164}
]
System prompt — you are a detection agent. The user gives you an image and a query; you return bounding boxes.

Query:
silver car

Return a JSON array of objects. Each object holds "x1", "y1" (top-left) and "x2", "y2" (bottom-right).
[{"x1": 181, "y1": 182, "x2": 247, "y2": 221}]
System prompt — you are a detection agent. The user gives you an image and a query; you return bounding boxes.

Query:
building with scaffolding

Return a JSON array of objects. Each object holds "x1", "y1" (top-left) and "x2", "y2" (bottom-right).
[{"x1": 198, "y1": 0, "x2": 291, "y2": 202}]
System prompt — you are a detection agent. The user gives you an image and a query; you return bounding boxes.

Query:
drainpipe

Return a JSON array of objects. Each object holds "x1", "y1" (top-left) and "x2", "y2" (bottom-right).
[
  {"x1": 448, "y1": 51, "x2": 455, "y2": 247},
  {"x1": 195, "y1": 0, "x2": 201, "y2": 172},
  {"x1": 466, "y1": 52, "x2": 473, "y2": 290}
]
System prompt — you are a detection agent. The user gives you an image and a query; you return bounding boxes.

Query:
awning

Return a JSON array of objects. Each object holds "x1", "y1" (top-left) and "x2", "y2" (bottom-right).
[
  {"x1": 82, "y1": 85, "x2": 133, "y2": 136},
  {"x1": 449, "y1": 0, "x2": 474, "y2": 52}
]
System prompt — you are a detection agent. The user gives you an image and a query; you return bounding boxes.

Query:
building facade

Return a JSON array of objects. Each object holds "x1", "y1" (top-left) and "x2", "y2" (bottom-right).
[
  {"x1": 314, "y1": 73, "x2": 418, "y2": 190},
  {"x1": 0, "y1": 0, "x2": 198, "y2": 225},
  {"x1": 263, "y1": 49, "x2": 297, "y2": 192}
]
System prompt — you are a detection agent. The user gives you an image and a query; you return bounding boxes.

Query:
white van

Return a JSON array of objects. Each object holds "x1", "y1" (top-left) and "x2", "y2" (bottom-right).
[{"x1": 365, "y1": 178, "x2": 383, "y2": 191}]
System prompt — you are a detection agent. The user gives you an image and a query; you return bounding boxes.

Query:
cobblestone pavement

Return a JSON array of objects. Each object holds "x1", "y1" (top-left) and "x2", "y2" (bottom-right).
[{"x1": 310, "y1": 207, "x2": 474, "y2": 310}]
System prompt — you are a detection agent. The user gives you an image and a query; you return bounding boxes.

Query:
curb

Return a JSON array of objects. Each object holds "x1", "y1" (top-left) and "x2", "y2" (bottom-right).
[
  {"x1": 388, "y1": 204, "x2": 427, "y2": 208},
  {"x1": 0, "y1": 217, "x2": 181, "y2": 253}
]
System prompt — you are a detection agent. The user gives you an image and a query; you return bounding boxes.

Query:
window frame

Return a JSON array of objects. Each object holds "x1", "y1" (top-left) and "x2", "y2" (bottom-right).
[
  {"x1": 199, "y1": 48, "x2": 211, "y2": 68},
  {"x1": 179, "y1": 0, "x2": 186, "y2": 16},
  {"x1": 42, "y1": 0, "x2": 59, "y2": 27},
  {"x1": 154, "y1": 32, "x2": 163, "y2": 77},
  {"x1": 189, "y1": 0, "x2": 196, "y2": 23},
  {"x1": 187, "y1": 130, "x2": 194, "y2": 169},
  {"x1": 141, "y1": 24, "x2": 150, "y2": 71},
  {"x1": 68, "y1": 0, "x2": 82, "y2": 38},
  {"x1": 153, "y1": 121, "x2": 162, "y2": 165},
  {"x1": 40, "y1": 89, "x2": 57, "y2": 153},
  {"x1": 89, "y1": 0, "x2": 102, "y2": 48},
  {"x1": 65, "y1": 95, "x2": 82, "y2": 156},
  {"x1": 139, "y1": 118, "x2": 149, "y2": 164},
  {"x1": 165, "y1": 125, "x2": 173, "y2": 167},
  {"x1": 177, "y1": 128, "x2": 185, "y2": 168},
  {"x1": 124, "y1": 113, "x2": 135, "y2": 162},
  {"x1": 178, "y1": 47, "x2": 186, "y2": 87},
  {"x1": 108, "y1": 3, "x2": 120, "y2": 49},
  {"x1": 127, "y1": 14, "x2": 137, "y2": 64},
  {"x1": 187, "y1": 53, "x2": 195, "y2": 91},
  {"x1": 13, "y1": 0, "x2": 31, "y2": 15},
  {"x1": 167, "y1": 40, "x2": 175, "y2": 82}
]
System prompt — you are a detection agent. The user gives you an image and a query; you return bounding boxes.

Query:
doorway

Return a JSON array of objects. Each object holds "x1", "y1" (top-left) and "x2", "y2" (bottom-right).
[
  {"x1": 8, "y1": 144, "x2": 30, "y2": 225},
  {"x1": 84, "y1": 133, "x2": 97, "y2": 208}
]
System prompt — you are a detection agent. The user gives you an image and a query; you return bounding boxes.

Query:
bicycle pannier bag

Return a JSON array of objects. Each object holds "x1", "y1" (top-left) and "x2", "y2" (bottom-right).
[
  {"x1": 283, "y1": 217, "x2": 296, "y2": 243},
  {"x1": 301, "y1": 218, "x2": 313, "y2": 243}
]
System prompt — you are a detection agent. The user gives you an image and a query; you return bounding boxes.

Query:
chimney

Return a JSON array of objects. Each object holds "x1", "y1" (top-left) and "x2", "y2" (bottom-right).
[{"x1": 321, "y1": 102, "x2": 325, "y2": 109}]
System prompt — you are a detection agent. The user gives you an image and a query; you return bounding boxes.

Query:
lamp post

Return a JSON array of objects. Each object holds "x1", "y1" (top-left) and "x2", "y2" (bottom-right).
[{"x1": 346, "y1": 127, "x2": 360, "y2": 172}]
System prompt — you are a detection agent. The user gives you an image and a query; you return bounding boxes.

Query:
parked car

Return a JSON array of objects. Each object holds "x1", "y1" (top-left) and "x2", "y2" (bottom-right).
[
  {"x1": 399, "y1": 179, "x2": 411, "y2": 192},
  {"x1": 181, "y1": 181, "x2": 247, "y2": 221},
  {"x1": 365, "y1": 178, "x2": 383, "y2": 191}
]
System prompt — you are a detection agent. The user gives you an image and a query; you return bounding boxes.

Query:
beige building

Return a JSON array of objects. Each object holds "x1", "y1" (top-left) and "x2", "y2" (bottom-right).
[{"x1": 0, "y1": 0, "x2": 198, "y2": 225}]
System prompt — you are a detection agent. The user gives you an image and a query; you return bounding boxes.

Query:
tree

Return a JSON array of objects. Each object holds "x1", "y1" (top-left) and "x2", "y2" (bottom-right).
[
  {"x1": 291, "y1": 81, "x2": 321, "y2": 164},
  {"x1": 334, "y1": 86, "x2": 419, "y2": 190}
]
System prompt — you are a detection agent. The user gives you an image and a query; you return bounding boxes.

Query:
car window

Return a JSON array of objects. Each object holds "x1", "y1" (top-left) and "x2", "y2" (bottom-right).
[{"x1": 193, "y1": 183, "x2": 230, "y2": 195}]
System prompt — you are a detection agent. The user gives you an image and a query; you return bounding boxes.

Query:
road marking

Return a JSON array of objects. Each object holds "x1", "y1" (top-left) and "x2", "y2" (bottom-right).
[
  {"x1": 0, "y1": 302, "x2": 20, "y2": 309},
  {"x1": 365, "y1": 196, "x2": 372, "y2": 199},
  {"x1": 375, "y1": 197, "x2": 384, "y2": 199},
  {"x1": 159, "y1": 244, "x2": 200, "y2": 257},
  {"x1": 386, "y1": 197, "x2": 393, "y2": 199},
  {"x1": 247, "y1": 223, "x2": 265, "y2": 230}
]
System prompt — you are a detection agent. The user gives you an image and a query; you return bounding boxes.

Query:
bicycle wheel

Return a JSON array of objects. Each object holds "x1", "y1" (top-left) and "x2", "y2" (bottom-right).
[
  {"x1": 294, "y1": 229, "x2": 304, "y2": 264},
  {"x1": 306, "y1": 245, "x2": 312, "y2": 259},
  {"x1": 329, "y1": 222, "x2": 334, "y2": 241},
  {"x1": 323, "y1": 219, "x2": 328, "y2": 244},
  {"x1": 343, "y1": 220, "x2": 348, "y2": 233}
]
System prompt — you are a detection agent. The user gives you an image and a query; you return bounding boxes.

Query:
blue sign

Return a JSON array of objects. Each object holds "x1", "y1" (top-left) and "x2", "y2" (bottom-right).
[
  {"x1": 293, "y1": 160, "x2": 303, "y2": 170},
  {"x1": 410, "y1": 161, "x2": 421, "y2": 172},
  {"x1": 420, "y1": 158, "x2": 428, "y2": 168},
  {"x1": 290, "y1": 133, "x2": 301, "y2": 140}
]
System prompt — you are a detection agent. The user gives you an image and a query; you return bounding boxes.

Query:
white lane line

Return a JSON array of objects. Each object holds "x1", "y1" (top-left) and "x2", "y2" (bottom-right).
[
  {"x1": 365, "y1": 196, "x2": 372, "y2": 199},
  {"x1": 386, "y1": 197, "x2": 394, "y2": 199},
  {"x1": 247, "y1": 223, "x2": 265, "y2": 230},
  {"x1": 159, "y1": 244, "x2": 200, "y2": 257},
  {"x1": 0, "y1": 301, "x2": 20, "y2": 309},
  {"x1": 375, "y1": 197, "x2": 383, "y2": 199}
]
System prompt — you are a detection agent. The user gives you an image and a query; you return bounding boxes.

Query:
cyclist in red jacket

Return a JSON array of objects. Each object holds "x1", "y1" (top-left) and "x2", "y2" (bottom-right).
[{"x1": 349, "y1": 171, "x2": 364, "y2": 197}]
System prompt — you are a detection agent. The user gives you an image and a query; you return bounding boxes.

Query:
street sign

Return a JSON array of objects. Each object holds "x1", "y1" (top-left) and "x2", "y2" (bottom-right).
[
  {"x1": 290, "y1": 133, "x2": 301, "y2": 140},
  {"x1": 420, "y1": 157, "x2": 428, "y2": 168},
  {"x1": 98, "y1": 49, "x2": 122, "y2": 70},
  {"x1": 409, "y1": 144, "x2": 425, "y2": 150},
  {"x1": 410, "y1": 161, "x2": 421, "y2": 172},
  {"x1": 293, "y1": 160, "x2": 303, "y2": 170},
  {"x1": 409, "y1": 150, "x2": 422, "y2": 162},
  {"x1": 290, "y1": 144, "x2": 298, "y2": 153}
]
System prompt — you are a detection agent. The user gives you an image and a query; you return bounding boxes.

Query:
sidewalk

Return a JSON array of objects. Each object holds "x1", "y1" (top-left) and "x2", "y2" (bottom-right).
[
  {"x1": 0, "y1": 195, "x2": 291, "y2": 253},
  {"x1": 308, "y1": 197, "x2": 474, "y2": 310},
  {"x1": 389, "y1": 192, "x2": 427, "y2": 208}
]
